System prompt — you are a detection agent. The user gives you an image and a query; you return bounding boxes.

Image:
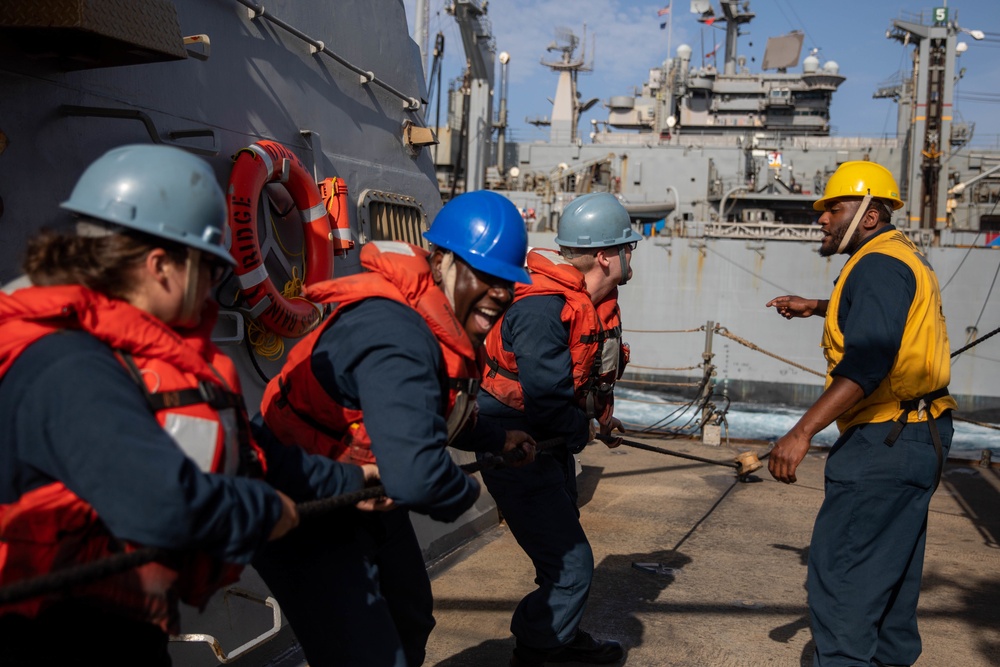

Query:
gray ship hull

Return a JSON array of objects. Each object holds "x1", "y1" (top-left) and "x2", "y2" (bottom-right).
[
  {"x1": 476, "y1": 1, "x2": 1000, "y2": 417},
  {"x1": 526, "y1": 228, "x2": 1000, "y2": 416},
  {"x1": 0, "y1": 1, "x2": 501, "y2": 663}
]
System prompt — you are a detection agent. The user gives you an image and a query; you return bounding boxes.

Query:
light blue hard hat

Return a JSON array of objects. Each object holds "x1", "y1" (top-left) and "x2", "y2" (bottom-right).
[
  {"x1": 60, "y1": 144, "x2": 234, "y2": 265},
  {"x1": 423, "y1": 190, "x2": 531, "y2": 284},
  {"x1": 554, "y1": 193, "x2": 642, "y2": 248}
]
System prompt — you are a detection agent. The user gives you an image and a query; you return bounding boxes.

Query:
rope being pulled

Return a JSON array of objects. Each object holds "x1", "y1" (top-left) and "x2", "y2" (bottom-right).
[
  {"x1": 950, "y1": 325, "x2": 1000, "y2": 358},
  {"x1": 296, "y1": 436, "x2": 564, "y2": 520},
  {"x1": 0, "y1": 437, "x2": 564, "y2": 607},
  {"x1": 595, "y1": 434, "x2": 768, "y2": 471}
]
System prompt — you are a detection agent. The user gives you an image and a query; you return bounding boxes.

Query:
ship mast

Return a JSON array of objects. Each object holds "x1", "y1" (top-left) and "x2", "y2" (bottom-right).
[
  {"x1": 887, "y1": 8, "x2": 960, "y2": 231},
  {"x1": 446, "y1": 0, "x2": 496, "y2": 193},
  {"x1": 533, "y1": 27, "x2": 596, "y2": 144},
  {"x1": 718, "y1": 0, "x2": 754, "y2": 76}
]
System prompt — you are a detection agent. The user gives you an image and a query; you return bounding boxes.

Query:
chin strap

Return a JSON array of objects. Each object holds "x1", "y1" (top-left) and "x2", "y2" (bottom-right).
[
  {"x1": 179, "y1": 248, "x2": 203, "y2": 325},
  {"x1": 617, "y1": 245, "x2": 629, "y2": 286},
  {"x1": 836, "y1": 193, "x2": 873, "y2": 254},
  {"x1": 439, "y1": 251, "x2": 458, "y2": 311}
]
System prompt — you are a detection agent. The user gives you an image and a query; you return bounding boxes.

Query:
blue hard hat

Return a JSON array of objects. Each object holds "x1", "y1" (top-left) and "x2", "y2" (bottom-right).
[
  {"x1": 423, "y1": 190, "x2": 530, "y2": 284},
  {"x1": 554, "y1": 193, "x2": 643, "y2": 248},
  {"x1": 61, "y1": 144, "x2": 234, "y2": 265}
]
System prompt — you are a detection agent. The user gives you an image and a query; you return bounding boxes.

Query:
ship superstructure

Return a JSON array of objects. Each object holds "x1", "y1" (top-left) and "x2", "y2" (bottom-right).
[{"x1": 434, "y1": 0, "x2": 1000, "y2": 414}]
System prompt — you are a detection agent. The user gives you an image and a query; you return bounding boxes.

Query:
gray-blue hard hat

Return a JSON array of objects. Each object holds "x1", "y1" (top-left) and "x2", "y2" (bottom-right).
[
  {"x1": 61, "y1": 144, "x2": 234, "y2": 265},
  {"x1": 554, "y1": 193, "x2": 642, "y2": 249}
]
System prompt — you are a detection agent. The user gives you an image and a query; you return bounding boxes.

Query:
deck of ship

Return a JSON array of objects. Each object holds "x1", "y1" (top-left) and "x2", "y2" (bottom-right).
[{"x1": 423, "y1": 436, "x2": 1000, "y2": 667}]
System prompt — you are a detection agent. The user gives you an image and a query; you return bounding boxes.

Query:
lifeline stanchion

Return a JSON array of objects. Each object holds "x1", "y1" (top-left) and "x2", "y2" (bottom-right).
[{"x1": 0, "y1": 437, "x2": 566, "y2": 606}]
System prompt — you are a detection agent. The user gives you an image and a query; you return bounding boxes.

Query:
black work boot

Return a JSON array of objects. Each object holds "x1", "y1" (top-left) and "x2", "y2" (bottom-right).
[{"x1": 546, "y1": 630, "x2": 624, "y2": 664}]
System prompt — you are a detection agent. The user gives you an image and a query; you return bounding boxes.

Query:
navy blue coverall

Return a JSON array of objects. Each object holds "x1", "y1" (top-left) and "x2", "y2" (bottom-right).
[
  {"x1": 476, "y1": 294, "x2": 596, "y2": 656},
  {"x1": 0, "y1": 330, "x2": 365, "y2": 666},
  {"x1": 252, "y1": 298, "x2": 506, "y2": 667},
  {"x1": 809, "y1": 227, "x2": 953, "y2": 666}
]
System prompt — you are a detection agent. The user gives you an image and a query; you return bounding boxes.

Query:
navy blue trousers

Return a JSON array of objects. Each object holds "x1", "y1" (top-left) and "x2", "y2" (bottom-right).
[
  {"x1": 808, "y1": 414, "x2": 952, "y2": 667},
  {"x1": 253, "y1": 508, "x2": 434, "y2": 667},
  {"x1": 479, "y1": 447, "x2": 594, "y2": 652}
]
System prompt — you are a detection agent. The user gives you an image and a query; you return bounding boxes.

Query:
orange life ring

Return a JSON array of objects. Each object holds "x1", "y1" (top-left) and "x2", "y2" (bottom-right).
[{"x1": 227, "y1": 140, "x2": 333, "y2": 339}]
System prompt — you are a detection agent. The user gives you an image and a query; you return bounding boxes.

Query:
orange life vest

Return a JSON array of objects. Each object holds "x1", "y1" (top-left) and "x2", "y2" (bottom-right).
[
  {"x1": 0, "y1": 285, "x2": 264, "y2": 634},
  {"x1": 261, "y1": 241, "x2": 481, "y2": 465},
  {"x1": 481, "y1": 249, "x2": 626, "y2": 425}
]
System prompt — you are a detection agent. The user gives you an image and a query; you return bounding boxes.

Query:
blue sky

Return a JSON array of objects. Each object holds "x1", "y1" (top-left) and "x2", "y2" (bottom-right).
[{"x1": 402, "y1": 0, "x2": 1000, "y2": 146}]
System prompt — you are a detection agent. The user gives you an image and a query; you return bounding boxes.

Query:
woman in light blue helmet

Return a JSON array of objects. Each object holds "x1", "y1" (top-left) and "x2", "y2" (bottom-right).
[{"x1": 0, "y1": 144, "x2": 376, "y2": 666}]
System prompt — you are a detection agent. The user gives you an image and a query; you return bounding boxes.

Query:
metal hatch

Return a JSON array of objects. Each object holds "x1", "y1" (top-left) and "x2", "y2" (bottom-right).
[{"x1": 0, "y1": 0, "x2": 187, "y2": 71}]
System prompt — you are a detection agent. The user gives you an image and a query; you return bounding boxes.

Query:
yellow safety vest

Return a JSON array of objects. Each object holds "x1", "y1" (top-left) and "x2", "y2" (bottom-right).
[{"x1": 822, "y1": 229, "x2": 957, "y2": 432}]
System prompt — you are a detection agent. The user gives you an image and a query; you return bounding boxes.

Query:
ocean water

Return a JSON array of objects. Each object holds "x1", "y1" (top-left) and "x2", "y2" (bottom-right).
[{"x1": 614, "y1": 387, "x2": 1000, "y2": 461}]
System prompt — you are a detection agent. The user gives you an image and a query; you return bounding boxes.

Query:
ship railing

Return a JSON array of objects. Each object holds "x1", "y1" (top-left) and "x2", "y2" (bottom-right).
[
  {"x1": 789, "y1": 135, "x2": 900, "y2": 150},
  {"x1": 235, "y1": 0, "x2": 421, "y2": 110},
  {"x1": 704, "y1": 221, "x2": 823, "y2": 241},
  {"x1": 616, "y1": 320, "x2": 832, "y2": 443},
  {"x1": 588, "y1": 131, "x2": 900, "y2": 150}
]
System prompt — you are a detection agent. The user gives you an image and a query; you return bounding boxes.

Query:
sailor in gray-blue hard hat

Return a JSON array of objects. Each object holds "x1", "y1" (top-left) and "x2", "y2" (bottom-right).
[
  {"x1": 61, "y1": 143, "x2": 233, "y2": 266},
  {"x1": 60, "y1": 143, "x2": 232, "y2": 326},
  {"x1": 555, "y1": 192, "x2": 642, "y2": 285}
]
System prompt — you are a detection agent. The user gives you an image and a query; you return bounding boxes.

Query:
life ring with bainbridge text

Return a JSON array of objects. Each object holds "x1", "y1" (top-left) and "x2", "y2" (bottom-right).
[{"x1": 227, "y1": 140, "x2": 333, "y2": 339}]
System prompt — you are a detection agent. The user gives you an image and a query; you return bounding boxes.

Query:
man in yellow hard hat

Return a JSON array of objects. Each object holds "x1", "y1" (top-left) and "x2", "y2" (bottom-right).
[{"x1": 765, "y1": 160, "x2": 957, "y2": 666}]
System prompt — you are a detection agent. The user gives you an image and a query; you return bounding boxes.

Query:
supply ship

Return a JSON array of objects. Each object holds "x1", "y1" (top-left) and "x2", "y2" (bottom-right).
[{"x1": 430, "y1": 0, "x2": 1000, "y2": 417}]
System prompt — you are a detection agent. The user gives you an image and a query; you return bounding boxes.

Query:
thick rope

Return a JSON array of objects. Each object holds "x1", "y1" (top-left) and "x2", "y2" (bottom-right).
[
  {"x1": 0, "y1": 546, "x2": 168, "y2": 607},
  {"x1": 596, "y1": 434, "x2": 739, "y2": 469},
  {"x1": 950, "y1": 325, "x2": 1000, "y2": 359},
  {"x1": 0, "y1": 438, "x2": 565, "y2": 607}
]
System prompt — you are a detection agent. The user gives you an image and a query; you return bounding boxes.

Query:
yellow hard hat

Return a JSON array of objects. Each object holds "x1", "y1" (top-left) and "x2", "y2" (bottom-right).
[{"x1": 813, "y1": 161, "x2": 904, "y2": 212}]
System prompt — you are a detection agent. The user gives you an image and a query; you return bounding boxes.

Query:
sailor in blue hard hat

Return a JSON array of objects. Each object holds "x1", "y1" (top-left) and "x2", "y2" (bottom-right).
[
  {"x1": 424, "y1": 189, "x2": 532, "y2": 345},
  {"x1": 254, "y1": 188, "x2": 536, "y2": 667}
]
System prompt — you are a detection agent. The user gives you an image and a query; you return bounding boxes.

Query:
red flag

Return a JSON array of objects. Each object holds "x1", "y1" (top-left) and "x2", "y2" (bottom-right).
[
  {"x1": 705, "y1": 17, "x2": 715, "y2": 26},
  {"x1": 657, "y1": 5, "x2": 671, "y2": 16}
]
